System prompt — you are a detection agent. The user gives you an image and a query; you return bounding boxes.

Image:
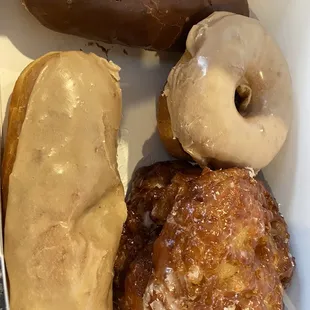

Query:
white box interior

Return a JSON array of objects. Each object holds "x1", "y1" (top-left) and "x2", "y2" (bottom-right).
[{"x1": 0, "y1": 0, "x2": 308, "y2": 309}]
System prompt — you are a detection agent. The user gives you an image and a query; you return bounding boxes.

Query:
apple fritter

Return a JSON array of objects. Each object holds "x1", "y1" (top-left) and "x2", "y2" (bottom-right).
[{"x1": 115, "y1": 163, "x2": 295, "y2": 310}]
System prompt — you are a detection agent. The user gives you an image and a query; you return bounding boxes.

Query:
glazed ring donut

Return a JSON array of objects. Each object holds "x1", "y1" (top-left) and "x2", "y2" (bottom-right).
[{"x1": 158, "y1": 12, "x2": 293, "y2": 170}]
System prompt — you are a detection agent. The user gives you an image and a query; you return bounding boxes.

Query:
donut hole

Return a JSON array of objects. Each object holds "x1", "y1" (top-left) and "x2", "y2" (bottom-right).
[{"x1": 235, "y1": 84, "x2": 252, "y2": 116}]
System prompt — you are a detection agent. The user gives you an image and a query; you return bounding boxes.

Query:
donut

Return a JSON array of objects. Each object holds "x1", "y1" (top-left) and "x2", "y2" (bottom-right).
[
  {"x1": 158, "y1": 12, "x2": 293, "y2": 170},
  {"x1": 23, "y1": 0, "x2": 249, "y2": 51}
]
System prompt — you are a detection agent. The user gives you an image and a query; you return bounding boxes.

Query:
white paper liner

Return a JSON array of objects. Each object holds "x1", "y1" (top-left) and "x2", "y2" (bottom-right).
[
  {"x1": 0, "y1": 1, "x2": 298, "y2": 308},
  {"x1": 284, "y1": 291, "x2": 297, "y2": 310}
]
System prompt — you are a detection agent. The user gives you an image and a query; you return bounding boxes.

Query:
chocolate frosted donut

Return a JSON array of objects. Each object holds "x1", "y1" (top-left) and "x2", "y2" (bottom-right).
[
  {"x1": 23, "y1": 0, "x2": 249, "y2": 51},
  {"x1": 160, "y1": 12, "x2": 293, "y2": 170}
]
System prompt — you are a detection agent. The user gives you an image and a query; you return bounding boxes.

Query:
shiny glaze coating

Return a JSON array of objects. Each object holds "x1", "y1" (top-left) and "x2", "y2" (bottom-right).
[
  {"x1": 114, "y1": 161, "x2": 201, "y2": 309},
  {"x1": 4, "y1": 52, "x2": 127, "y2": 310},
  {"x1": 115, "y1": 162, "x2": 295, "y2": 309},
  {"x1": 23, "y1": 0, "x2": 249, "y2": 51},
  {"x1": 164, "y1": 12, "x2": 293, "y2": 170}
]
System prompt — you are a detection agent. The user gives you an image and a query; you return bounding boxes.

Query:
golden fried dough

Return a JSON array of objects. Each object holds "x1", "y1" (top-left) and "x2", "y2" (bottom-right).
[
  {"x1": 113, "y1": 161, "x2": 200, "y2": 309},
  {"x1": 116, "y1": 163, "x2": 295, "y2": 310}
]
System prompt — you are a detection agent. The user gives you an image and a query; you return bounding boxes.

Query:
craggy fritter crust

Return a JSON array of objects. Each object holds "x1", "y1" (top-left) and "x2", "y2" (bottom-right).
[
  {"x1": 115, "y1": 163, "x2": 295, "y2": 310},
  {"x1": 113, "y1": 161, "x2": 201, "y2": 309}
]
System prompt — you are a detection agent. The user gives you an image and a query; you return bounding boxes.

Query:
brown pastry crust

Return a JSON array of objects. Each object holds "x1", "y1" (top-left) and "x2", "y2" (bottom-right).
[
  {"x1": 23, "y1": 0, "x2": 249, "y2": 51},
  {"x1": 2, "y1": 52, "x2": 59, "y2": 215},
  {"x1": 157, "y1": 92, "x2": 190, "y2": 160},
  {"x1": 157, "y1": 51, "x2": 192, "y2": 160},
  {"x1": 116, "y1": 163, "x2": 295, "y2": 310}
]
